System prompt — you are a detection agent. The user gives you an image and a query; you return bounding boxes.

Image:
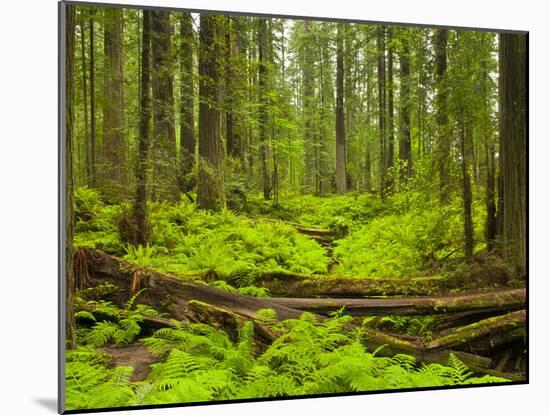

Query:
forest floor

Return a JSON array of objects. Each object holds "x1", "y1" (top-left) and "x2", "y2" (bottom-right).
[{"x1": 66, "y1": 188, "x2": 526, "y2": 410}]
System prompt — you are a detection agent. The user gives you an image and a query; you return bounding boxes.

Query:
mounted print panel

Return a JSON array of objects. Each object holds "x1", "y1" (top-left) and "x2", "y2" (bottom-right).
[{"x1": 59, "y1": 1, "x2": 528, "y2": 413}]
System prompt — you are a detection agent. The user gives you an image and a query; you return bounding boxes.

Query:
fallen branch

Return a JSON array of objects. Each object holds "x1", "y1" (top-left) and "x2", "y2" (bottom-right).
[{"x1": 268, "y1": 288, "x2": 525, "y2": 316}]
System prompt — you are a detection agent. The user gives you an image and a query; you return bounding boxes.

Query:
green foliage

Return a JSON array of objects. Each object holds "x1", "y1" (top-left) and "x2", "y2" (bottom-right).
[
  {"x1": 67, "y1": 314, "x2": 508, "y2": 410},
  {"x1": 74, "y1": 191, "x2": 329, "y2": 278},
  {"x1": 66, "y1": 347, "x2": 135, "y2": 410},
  {"x1": 77, "y1": 297, "x2": 162, "y2": 348},
  {"x1": 247, "y1": 192, "x2": 385, "y2": 232},
  {"x1": 376, "y1": 315, "x2": 435, "y2": 339},
  {"x1": 333, "y1": 193, "x2": 487, "y2": 278},
  {"x1": 74, "y1": 187, "x2": 123, "y2": 254}
]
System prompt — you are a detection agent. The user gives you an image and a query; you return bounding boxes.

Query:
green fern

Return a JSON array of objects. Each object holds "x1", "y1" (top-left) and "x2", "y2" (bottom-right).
[{"x1": 447, "y1": 353, "x2": 473, "y2": 383}]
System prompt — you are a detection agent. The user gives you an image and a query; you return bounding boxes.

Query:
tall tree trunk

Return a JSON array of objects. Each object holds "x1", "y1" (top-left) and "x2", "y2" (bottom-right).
[
  {"x1": 335, "y1": 24, "x2": 346, "y2": 194},
  {"x1": 151, "y1": 11, "x2": 177, "y2": 201},
  {"x1": 434, "y1": 29, "x2": 450, "y2": 203},
  {"x1": 482, "y1": 62, "x2": 497, "y2": 250},
  {"x1": 89, "y1": 15, "x2": 97, "y2": 188},
  {"x1": 79, "y1": 17, "x2": 90, "y2": 184},
  {"x1": 460, "y1": 121, "x2": 474, "y2": 260},
  {"x1": 258, "y1": 18, "x2": 271, "y2": 200},
  {"x1": 318, "y1": 29, "x2": 330, "y2": 195},
  {"x1": 134, "y1": 10, "x2": 152, "y2": 247},
  {"x1": 102, "y1": 8, "x2": 127, "y2": 197},
  {"x1": 399, "y1": 31, "x2": 412, "y2": 178},
  {"x1": 303, "y1": 21, "x2": 316, "y2": 193},
  {"x1": 178, "y1": 13, "x2": 195, "y2": 194},
  {"x1": 485, "y1": 140, "x2": 497, "y2": 250},
  {"x1": 65, "y1": 3, "x2": 77, "y2": 350},
  {"x1": 230, "y1": 18, "x2": 246, "y2": 167},
  {"x1": 225, "y1": 18, "x2": 234, "y2": 157},
  {"x1": 498, "y1": 33, "x2": 527, "y2": 275},
  {"x1": 197, "y1": 15, "x2": 225, "y2": 211},
  {"x1": 386, "y1": 29, "x2": 395, "y2": 190},
  {"x1": 377, "y1": 26, "x2": 387, "y2": 199}
]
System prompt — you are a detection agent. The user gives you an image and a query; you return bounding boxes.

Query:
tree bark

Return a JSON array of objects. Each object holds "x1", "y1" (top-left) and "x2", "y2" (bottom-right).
[
  {"x1": 386, "y1": 29, "x2": 395, "y2": 190},
  {"x1": 151, "y1": 10, "x2": 178, "y2": 201},
  {"x1": 251, "y1": 271, "x2": 511, "y2": 298},
  {"x1": 258, "y1": 18, "x2": 271, "y2": 200},
  {"x1": 88, "y1": 15, "x2": 97, "y2": 188},
  {"x1": 178, "y1": 13, "x2": 195, "y2": 195},
  {"x1": 197, "y1": 14, "x2": 225, "y2": 211},
  {"x1": 486, "y1": 140, "x2": 497, "y2": 249},
  {"x1": 335, "y1": 24, "x2": 346, "y2": 194},
  {"x1": 460, "y1": 122, "x2": 474, "y2": 260},
  {"x1": 102, "y1": 8, "x2": 127, "y2": 197},
  {"x1": 79, "y1": 16, "x2": 90, "y2": 184},
  {"x1": 498, "y1": 33, "x2": 527, "y2": 275},
  {"x1": 302, "y1": 21, "x2": 316, "y2": 193},
  {"x1": 377, "y1": 26, "x2": 387, "y2": 199},
  {"x1": 65, "y1": 3, "x2": 77, "y2": 349},
  {"x1": 399, "y1": 31, "x2": 412, "y2": 177},
  {"x1": 434, "y1": 29, "x2": 450, "y2": 203},
  {"x1": 133, "y1": 10, "x2": 152, "y2": 247},
  {"x1": 79, "y1": 248, "x2": 310, "y2": 322},
  {"x1": 269, "y1": 288, "x2": 525, "y2": 316}
]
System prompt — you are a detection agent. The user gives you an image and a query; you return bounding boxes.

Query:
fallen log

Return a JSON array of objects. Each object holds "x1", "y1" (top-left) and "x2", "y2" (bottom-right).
[
  {"x1": 362, "y1": 310, "x2": 525, "y2": 357},
  {"x1": 253, "y1": 272, "x2": 462, "y2": 297},
  {"x1": 75, "y1": 299, "x2": 279, "y2": 354},
  {"x1": 77, "y1": 248, "x2": 525, "y2": 378},
  {"x1": 268, "y1": 288, "x2": 525, "y2": 316},
  {"x1": 80, "y1": 248, "x2": 319, "y2": 324},
  {"x1": 424, "y1": 310, "x2": 525, "y2": 350}
]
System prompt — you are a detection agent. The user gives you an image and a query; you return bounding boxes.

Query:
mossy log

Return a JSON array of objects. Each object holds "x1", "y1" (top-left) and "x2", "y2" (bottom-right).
[
  {"x1": 186, "y1": 300, "x2": 279, "y2": 353},
  {"x1": 253, "y1": 271, "x2": 462, "y2": 297},
  {"x1": 269, "y1": 288, "x2": 525, "y2": 316},
  {"x1": 362, "y1": 310, "x2": 525, "y2": 361},
  {"x1": 79, "y1": 248, "x2": 317, "y2": 323},
  {"x1": 424, "y1": 310, "x2": 526, "y2": 350},
  {"x1": 75, "y1": 299, "x2": 278, "y2": 354},
  {"x1": 78, "y1": 248, "x2": 525, "y2": 379}
]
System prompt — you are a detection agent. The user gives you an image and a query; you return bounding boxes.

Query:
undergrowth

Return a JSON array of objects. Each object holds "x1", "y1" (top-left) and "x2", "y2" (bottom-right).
[
  {"x1": 73, "y1": 187, "x2": 329, "y2": 279},
  {"x1": 332, "y1": 195, "x2": 487, "y2": 278},
  {"x1": 66, "y1": 311, "x2": 508, "y2": 410}
]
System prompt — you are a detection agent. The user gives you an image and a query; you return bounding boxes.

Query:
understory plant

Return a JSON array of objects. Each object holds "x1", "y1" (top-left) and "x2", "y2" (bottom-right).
[{"x1": 66, "y1": 312, "x2": 508, "y2": 410}]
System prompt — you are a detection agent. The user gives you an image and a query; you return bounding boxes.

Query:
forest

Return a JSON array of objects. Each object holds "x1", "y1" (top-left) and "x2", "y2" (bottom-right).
[{"x1": 63, "y1": 2, "x2": 527, "y2": 411}]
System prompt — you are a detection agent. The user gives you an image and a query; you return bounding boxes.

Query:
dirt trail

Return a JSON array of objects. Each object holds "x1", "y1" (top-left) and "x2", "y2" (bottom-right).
[{"x1": 99, "y1": 343, "x2": 157, "y2": 381}]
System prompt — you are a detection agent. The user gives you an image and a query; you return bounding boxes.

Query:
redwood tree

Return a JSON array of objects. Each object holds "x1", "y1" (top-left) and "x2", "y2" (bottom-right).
[
  {"x1": 134, "y1": 10, "x2": 152, "y2": 246},
  {"x1": 377, "y1": 26, "x2": 387, "y2": 198},
  {"x1": 399, "y1": 30, "x2": 412, "y2": 178},
  {"x1": 434, "y1": 29, "x2": 450, "y2": 203},
  {"x1": 335, "y1": 23, "x2": 346, "y2": 194},
  {"x1": 197, "y1": 15, "x2": 225, "y2": 211},
  {"x1": 65, "y1": 3, "x2": 77, "y2": 350},
  {"x1": 258, "y1": 18, "x2": 271, "y2": 200},
  {"x1": 151, "y1": 10, "x2": 178, "y2": 201},
  {"x1": 498, "y1": 33, "x2": 527, "y2": 274},
  {"x1": 179, "y1": 13, "x2": 195, "y2": 196},
  {"x1": 102, "y1": 8, "x2": 127, "y2": 196}
]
